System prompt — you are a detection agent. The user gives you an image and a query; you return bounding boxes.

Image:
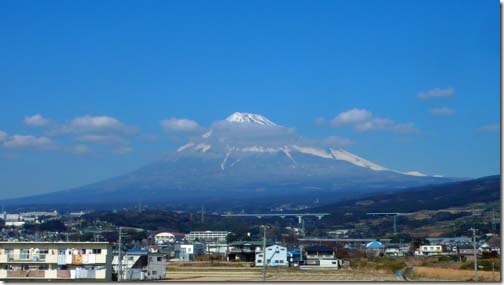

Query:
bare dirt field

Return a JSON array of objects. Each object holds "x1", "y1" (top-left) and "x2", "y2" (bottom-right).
[
  {"x1": 412, "y1": 266, "x2": 500, "y2": 282},
  {"x1": 164, "y1": 262, "x2": 402, "y2": 282}
]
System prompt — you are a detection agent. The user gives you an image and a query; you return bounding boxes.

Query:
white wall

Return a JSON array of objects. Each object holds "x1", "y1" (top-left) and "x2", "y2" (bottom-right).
[{"x1": 255, "y1": 245, "x2": 288, "y2": 267}]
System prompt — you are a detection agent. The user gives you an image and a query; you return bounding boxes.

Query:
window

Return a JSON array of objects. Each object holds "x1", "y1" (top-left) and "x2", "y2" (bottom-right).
[
  {"x1": 20, "y1": 249, "x2": 30, "y2": 260},
  {"x1": 128, "y1": 257, "x2": 134, "y2": 261},
  {"x1": 157, "y1": 257, "x2": 162, "y2": 262},
  {"x1": 152, "y1": 271, "x2": 157, "y2": 275},
  {"x1": 257, "y1": 259, "x2": 262, "y2": 263},
  {"x1": 279, "y1": 260, "x2": 284, "y2": 263},
  {"x1": 149, "y1": 257, "x2": 153, "y2": 262},
  {"x1": 39, "y1": 249, "x2": 48, "y2": 261},
  {"x1": 92, "y1": 249, "x2": 102, "y2": 254},
  {"x1": 332, "y1": 261, "x2": 337, "y2": 264}
]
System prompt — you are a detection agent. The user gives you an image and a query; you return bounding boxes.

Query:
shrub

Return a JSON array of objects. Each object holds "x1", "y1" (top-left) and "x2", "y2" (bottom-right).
[{"x1": 372, "y1": 258, "x2": 407, "y2": 272}]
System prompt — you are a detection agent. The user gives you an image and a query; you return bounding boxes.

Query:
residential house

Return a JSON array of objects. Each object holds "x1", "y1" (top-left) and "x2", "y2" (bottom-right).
[
  {"x1": 174, "y1": 243, "x2": 205, "y2": 261},
  {"x1": 255, "y1": 245, "x2": 288, "y2": 267},
  {"x1": 113, "y1": 249, "x2": 166, "y2": 280},
  {"x1": 365, "y1": 240, "x2": 385, "y2": 257},
  {"x1": 457, "y1": 245, "x2": 479, "y2": 261},
  {"x1": 302, "y1": 245, "x2": 342, "y2": 269},
  {"x1": 227, "y1": 241, "x2": 267, "y2": 262},
  {"x1": 415, "y1": 245, "x2": 448, "y2": 256}
]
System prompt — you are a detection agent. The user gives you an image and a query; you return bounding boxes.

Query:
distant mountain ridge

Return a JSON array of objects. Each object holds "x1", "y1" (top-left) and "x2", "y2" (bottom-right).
[{"x1": 3, "y1": 112, "x2": 460, "y2": 207}]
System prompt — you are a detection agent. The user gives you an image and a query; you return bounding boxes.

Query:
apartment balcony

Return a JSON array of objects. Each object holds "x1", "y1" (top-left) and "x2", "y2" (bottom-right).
[
  {"x1": 3, "y1": 254, "x2": 48, "y2": 263},
  {"x1": 0, "y1": 269, "x2": 107, "y2": 280},
  {"x1": 0, "y1": 254, "x2": 106, "y2": 264}
]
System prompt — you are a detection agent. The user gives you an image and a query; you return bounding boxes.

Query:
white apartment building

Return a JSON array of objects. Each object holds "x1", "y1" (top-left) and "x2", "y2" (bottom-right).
[
  {"x1": 186, "y1": 231, "x2": 230, "y2": 242},
  {"x1": 0, "y1": 242, "x2": 112, "y2": 281}
]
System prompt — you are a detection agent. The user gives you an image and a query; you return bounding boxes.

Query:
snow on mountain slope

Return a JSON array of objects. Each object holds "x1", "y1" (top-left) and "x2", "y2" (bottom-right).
[
  {"x1": 177, "y1": 142, "x2": 195, "y2": 152},
  {"x1": 194, "y1": 143, "x2": 211, "y2": 152},
  {"x1": 399, "y1": 171, "x2": 427, "y2": 177},
  {"x1": 177, "y1": 140, "x2": 428, "y2": 177},
  {"x1": 175, "y1": 112, "x2": 429, "y2": 177},
  {"x1": 329, "y1": 148, "x2": 389, "y2": 171},
  {"x1": 226, "y1": 112, "x2": 277, "y2": 126},
  {"x1": 290, "y1": 145, "x2": 333, "y2": 159}
]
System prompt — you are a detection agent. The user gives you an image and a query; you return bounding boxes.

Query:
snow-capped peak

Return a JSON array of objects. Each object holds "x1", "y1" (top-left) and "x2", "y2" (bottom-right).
[{"x1": 225, "y1": 112, "x2": 277, "y2": 126}]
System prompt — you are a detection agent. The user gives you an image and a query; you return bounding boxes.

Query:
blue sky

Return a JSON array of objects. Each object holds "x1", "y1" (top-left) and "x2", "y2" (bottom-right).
[{"x1": 0, "y1": 0, "x2": 499, "y2": 199}]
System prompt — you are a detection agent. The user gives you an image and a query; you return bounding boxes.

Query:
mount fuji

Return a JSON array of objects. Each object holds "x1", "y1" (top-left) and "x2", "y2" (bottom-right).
[{"x1": 4, "y1": 112, "x2": 457, "y2": 207}]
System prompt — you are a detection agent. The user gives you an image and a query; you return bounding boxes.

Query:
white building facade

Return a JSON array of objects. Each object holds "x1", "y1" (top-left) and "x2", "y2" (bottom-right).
[
  {"x1": 113, "y1": 250, "x2": 166, "y2": 280},
  {"x1": 255, "y1": 245, "x2": 288, "y2": 267},
  {"x1": 0, "y1": 242, "x2": 112, "y2": 281},
  {"x1": 154, "y1": 232, "x2": 176, "y2": 245},
  {"x1": 186, "y1": 231, "x2": 230, "y2": 242}
]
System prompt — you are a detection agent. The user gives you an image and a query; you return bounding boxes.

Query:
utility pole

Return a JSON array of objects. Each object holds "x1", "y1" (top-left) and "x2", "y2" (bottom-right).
[
  {"x1": 469, "y1": 227, "x2": 478, "y2": 281},
  {"x1": 118, "y1": 227, "x2": 123, "y2": 281},
  {"x1": 299, "y1": 245, "x2": 304, "y2": 264},
  {"x1": 201, "y1": 205, "x2": 205, "y2": 223},
  {"x1": 492, "y1": 208, "x2": 497, "y2": 233},
  {"x1": 262, "y1": 225, "x2": 267, "y2": 282},
  {"x1": 393, "y1": 215, "x2": 397, "y2": 235},
  {"x1": 399, "y1": 239, "x2": 403, "y2": 256},
  {"x1": 492, "y1": 261, "x2": 495, "y2": 281}
]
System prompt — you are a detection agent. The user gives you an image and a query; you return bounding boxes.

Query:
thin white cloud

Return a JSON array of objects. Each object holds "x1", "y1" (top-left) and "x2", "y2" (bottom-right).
[
  {"x1": 0, "y1": 131, "x2": 7, "y2": 141},
  {"x1": 478, "y1": 125, "x2": 500, "y2": 132},
  {"x1": 76, "y1": 134, "x2": 125, "y2": 144},
  {"x1": 354, "y1": 117, "x2": 394, "y2": 132},
  {"x1": 328, "y1": 108, "x2": 419, "y2": 134},
  {"x1": 161, "y1": 118, "x2": 202, "y2": 132},
  {"x1": 3, "y1": 134, "x2": 57, "y2": 150},
  {"x1": 391, "y1": 123, "x2": 419, "y2": 134},
  {"x1": 67, "y1": 115, "x2": 131, "y2": 133},
  {"x1": 331, "y1": 108, "x2": 372, "y2": 126},
  {"x1": 323, "y1": 136, "x2": 355, "y2": 147},
  {"x1": 113, "y1": 146, "x2": 133, "y2": 155},
  {"x1": 417, "y1": 87, "x2": 455, "y2": 99},
  {"x1": 430, "y1": 107, "x2": 455, "y2": 116},
  {"x1": 49, "y1": 115, "x2": 138, "y2": 154},
  {"x1": 66, "y1": 145, "x2": 91, "y2": 154},
  {"x1": 314, "y1": 117, "x2": 326, "y2": 126},
  {"x1": 24, "y1": 114, "x2": 50, "y2": 127}
]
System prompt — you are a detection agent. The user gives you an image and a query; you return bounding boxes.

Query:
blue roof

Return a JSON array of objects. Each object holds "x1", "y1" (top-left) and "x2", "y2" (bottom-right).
[
  {"x1": 287, "y1": 250, "x2": 300, "y2": 256},
  {"x1": 366, "y1": 241, "x2": 384, "y2": 249}
]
